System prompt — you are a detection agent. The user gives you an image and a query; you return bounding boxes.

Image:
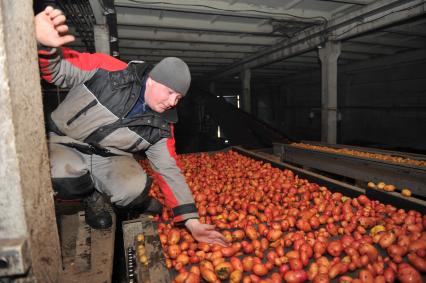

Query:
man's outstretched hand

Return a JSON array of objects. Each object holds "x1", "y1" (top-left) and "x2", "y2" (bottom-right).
[
  {"x1": 35, "y1": 6, "x2": 75, "y2": 47},
  {"x1": 185, "y1": 219, "x2": 229, "y2": 247}
]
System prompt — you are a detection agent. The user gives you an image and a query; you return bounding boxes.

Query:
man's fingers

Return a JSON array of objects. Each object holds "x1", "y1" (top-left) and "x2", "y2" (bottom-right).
[
  {"x1": 56, "y1": 25, "x2": 69, "y2": 34},
  {"x1": 209, "y1": 231, "x2": 228, "y2": 245},
  {"x1": 49, "y1": 8, "x2": 63, "y2": 20},
  {"x1": 52, "y1": 15, "x2": 66, "y2": 26},
  {"x1": 59, "y1": 35, "x2": 75, "y2": 46},
  {"x1": 210, "y1": 237, "x2": 228, "y2": 247},
  {"x1": 203, "y1": 224, "x2": 216, "y2": 230},
  {"x1": 44, "y1": 6, "x2": 54, "y2": 14}
]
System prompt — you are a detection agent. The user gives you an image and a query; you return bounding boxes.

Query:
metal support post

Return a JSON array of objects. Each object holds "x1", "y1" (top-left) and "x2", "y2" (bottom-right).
[
  {"x1": 318, "y1": 41, "x2": 341, "y2": 144},
  {"x1": 241, "y1": 68, "x2": 251, "y2": 113}
]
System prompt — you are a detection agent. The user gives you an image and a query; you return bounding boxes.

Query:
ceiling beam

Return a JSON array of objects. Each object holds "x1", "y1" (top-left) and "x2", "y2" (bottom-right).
[
  {"x1": 118, "y1": 39, "x2": 263, "y2": 53},
  {"x1": 119, "y1": 54, "x2": 235, "y2": 64},
  {"x1": 117, "y1": 23, "x2": 277, "y2": 36},
  {"x1": 315, "y1": 0, "x2": 371, "y2": 5},
  {"x1": 116, "y1": 26, "x2": 281, "y2": 45},
  {"x1": 208, "y1": 0, "x2": 426, "y2": 80},
  {"x1": 284, "y1": 0, "x2": 305, "y2": 10},
  {"x1": 115, "y1": 9, "x2": 277, "y2": 35},
  {"x1": 302, "y1": 50, "x2": 369, "y2": 60},
  {"x1": 118, "y1": 36, "x2": 270, "y2": 46},
  {"x1": 349, "y1": 35, "x2": 426, "y2": 49},
  {"x1": 114, "y1": 0, "x2": 329, "y2": 22},
  {"x1": 118, "y1": 47, "x2": 247, "y2": 59}
]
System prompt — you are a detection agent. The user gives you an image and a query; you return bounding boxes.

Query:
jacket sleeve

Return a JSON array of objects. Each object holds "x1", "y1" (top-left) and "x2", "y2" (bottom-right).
[
  {"x1": 145, "y1": 130, "x2": 199, "y2": 223},
  {"x1": 38, "y1": 46, "x2": 127, "y2": 88}
]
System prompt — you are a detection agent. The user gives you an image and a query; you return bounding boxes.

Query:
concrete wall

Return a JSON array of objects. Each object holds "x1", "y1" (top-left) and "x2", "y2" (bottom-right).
[
  {"x1": 278, "y1": 73, "x2": 322, "y2": 141},
  {"x1": 270, "y1": 50, "x2": 426, "y2": 152},
  {"x1": 0, "y1": 1, "x2": 61, "y2": 282},
  {"x1": 339, "y1": 56, "x2": 426, "y2": 151}
]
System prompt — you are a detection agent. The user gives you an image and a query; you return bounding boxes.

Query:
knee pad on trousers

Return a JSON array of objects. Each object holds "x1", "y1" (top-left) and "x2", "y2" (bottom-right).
[
  {"x1": 119, "y1": 175, "x2": 153, "y2": 208},
  {"x1": 52, "y1": 172, "x2": 95, "y2": 200}
]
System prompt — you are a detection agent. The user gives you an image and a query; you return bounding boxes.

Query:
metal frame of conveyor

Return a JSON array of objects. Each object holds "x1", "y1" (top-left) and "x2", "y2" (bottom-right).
[
  {"x1": 272, "y1": 142, "x2": 426, "y2": 198},
  {"x1": 232, "y1": 146, "x2": 426, "y2": 214}
]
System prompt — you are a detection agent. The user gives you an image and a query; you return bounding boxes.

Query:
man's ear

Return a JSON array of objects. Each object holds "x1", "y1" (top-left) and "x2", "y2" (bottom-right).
[{"x1": 146, "y1": 77, "x2": 153, "y2": 87}]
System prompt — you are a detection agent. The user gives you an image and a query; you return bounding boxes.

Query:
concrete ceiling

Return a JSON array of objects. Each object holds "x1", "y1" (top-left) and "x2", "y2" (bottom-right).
[{"x1": 60, "y1": 0, "x2": 426, "y2": 85}]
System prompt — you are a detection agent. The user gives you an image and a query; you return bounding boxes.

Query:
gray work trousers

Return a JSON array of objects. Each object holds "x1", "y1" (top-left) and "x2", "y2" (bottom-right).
[{"x1": 49, "y1": 142, "x2": 148, "y2": 206}]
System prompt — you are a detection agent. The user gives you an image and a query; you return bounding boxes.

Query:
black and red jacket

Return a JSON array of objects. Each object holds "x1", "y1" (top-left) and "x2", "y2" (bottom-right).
[{"x1": 38, "y1": 47, "x2": 198, "y2": 222}]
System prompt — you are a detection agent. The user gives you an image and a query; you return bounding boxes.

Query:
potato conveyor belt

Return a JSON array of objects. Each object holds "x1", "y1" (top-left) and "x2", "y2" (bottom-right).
[{"x1": 273, "y1": 142, "x2": 426, "y2": 198}]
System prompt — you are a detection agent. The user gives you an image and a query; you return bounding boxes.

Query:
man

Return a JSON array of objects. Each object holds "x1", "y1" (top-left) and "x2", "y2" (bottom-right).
[{"x1": 35, "y1": 6, "x2": 226, "y2": 246}]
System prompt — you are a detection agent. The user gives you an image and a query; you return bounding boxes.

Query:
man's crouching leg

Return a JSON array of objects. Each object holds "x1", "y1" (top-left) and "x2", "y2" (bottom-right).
[
  {"x1": 90, "y1": 155, "x2": 163, "y2": 218},
  {"x1": 118, "y1": 176, "x2": 163, "y2": 216},
  {"x1": 50, "y1": 143, "x2": 112, "y2": 230}
]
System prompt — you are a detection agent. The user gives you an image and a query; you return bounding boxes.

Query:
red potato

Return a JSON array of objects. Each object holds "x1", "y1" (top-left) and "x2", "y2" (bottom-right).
[
  {"x1": 408, "y1": 239, "x2": 426, "y2": 252},
  {"x1": 279, "y1": 264, "x2": 290, "y2": 276},
  {"x1": 383, "y1": 267, "x2": 395, "y2": 283},
  {"x1": 359, "y1": 243, "x2": 378, "y2": 262},
  {"x1": 212, "y1": 257, "x2": 224, "y2": 267},
  {"x1": 230, "y1": 257, "x2": 244, "y2": 272},
  {"x1": 339, "y1": 276, "x2": 353, "y2": 283},
  {"x1": 230, "y1": 270, "x2": 243, "y2": 283},
  {"x1": 328, "y1": 263, "x2": 344, "y2": 279},
  {"x1": 284, "y1": 270, "x2": 308, "y2": 283},
  {"x1": 168, "y1": 244, "x2": 181, "y2": 259},
  {"x1": 245, "y1": 226, "x2": 259, "y2": 241},
  {"x1": 189, "y1": 265, "x2": 200, "y2": 275},
  {"x1": 199, "y1": 260, "x2": 214, "y2": 271},
  {"x1": 174, "y1": 272, "x2": 190, "y2": 283},
  {"x1": 407, "y1": 253, "x2": 426, "y2": 272},
  {"x1": 242, "y1": 242, "x2": 254, "y2": 254},
  {"x1": 267, "y1": 229, "x2": 282, "y2": 242},
  {"x1": 397, "y1": 263, "x2": 423, "y2": 283},
  {"x1": 221, "y1": 246, "x2": 237, "y2": 257},
  {"x1": 378, "y1": 232, "x2": 396, "y2": 249},
  {"x1": 374, "y1": 275, "x2": 386, "y2": 283},
  {"x1": 252, "y1": 263, "x2": 268, "y2": 277},
  {"x1": 266, "y1": 250, "x2": 278, "y2": 264},
  {"x1": 232, "y1": 230, "x2": 245, "y2": 241},
  {"x1": 387, "y1": 245, "x2": 407, "y2": 262},
  {"x1": 197, "y1": 242, "x2": 210, "y2": 253},
  {"x1": 314, "y1": 242, "x2": 327, "y2": 258},
  {"x1": 358, "y1": 269, "x2": 374, "y2": 283},
  {"x1": 242, "y1": 256, "x2": 254, "y2": 272},
  {"x1": 289, "y1": 258, "x2": 303, "y2": 271},
  {"x1": 270, "y1": 272, "x2": 282, "y2": 283},
  {"x1": 176, "y1": 254, "x2": 190, "y2": 265},
  {"x1": 327, "y1": 240, "x2": 343, "y2": 257},
  {"x1": 253, "y1": 274, "x2": 264, "y2": 283},
  {"x1": 200, "y1": 267, "x2": 218, "y2": 282},
  {"x1": 168, "y1": 229, "x2": 181, "y2": 245},
  {"x1": 296, "y1": 219, "x2": 312, "y2": 232},
  {"x1": 313, "y1": 274, "x2": 330, "y2": 283}
]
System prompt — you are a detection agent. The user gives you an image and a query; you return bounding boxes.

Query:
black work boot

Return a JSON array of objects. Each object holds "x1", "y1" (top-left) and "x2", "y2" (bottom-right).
[
  {"x1": 84, "y1": 190, "x2": 112, "y2": 229},
  {"x1": 133, "y1": 196, "x2": 163, "y2": 215}
]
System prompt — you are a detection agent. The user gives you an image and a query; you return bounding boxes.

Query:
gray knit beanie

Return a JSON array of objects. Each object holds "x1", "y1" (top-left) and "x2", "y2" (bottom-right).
[{"x1": 149, "y1": 57, "x2": 191, "y2": 96}]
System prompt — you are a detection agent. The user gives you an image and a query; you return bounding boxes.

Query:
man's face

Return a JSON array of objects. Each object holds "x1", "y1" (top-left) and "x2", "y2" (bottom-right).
[{"x1": 145, "y1": 77, "x2": 183, "y2": 113}]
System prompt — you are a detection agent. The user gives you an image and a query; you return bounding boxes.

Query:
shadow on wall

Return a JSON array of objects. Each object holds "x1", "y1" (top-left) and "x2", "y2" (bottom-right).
[{"x1": 174, "y1": 85, "x2": 290, "y2": 153}]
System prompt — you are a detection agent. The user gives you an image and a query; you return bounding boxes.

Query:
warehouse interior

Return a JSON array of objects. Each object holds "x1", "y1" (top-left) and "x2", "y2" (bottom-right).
[
  {"x1": 0, "y1": 0, "x2": 425, "y2": 282},
  {"x1": 38, "y1": 0, "x2": 426, "y2": 153}
]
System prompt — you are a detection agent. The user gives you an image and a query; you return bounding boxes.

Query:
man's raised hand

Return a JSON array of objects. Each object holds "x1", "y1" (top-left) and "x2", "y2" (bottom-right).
[{"x1": 35, "y1": 6, "x2": 75, "y2": 47}]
